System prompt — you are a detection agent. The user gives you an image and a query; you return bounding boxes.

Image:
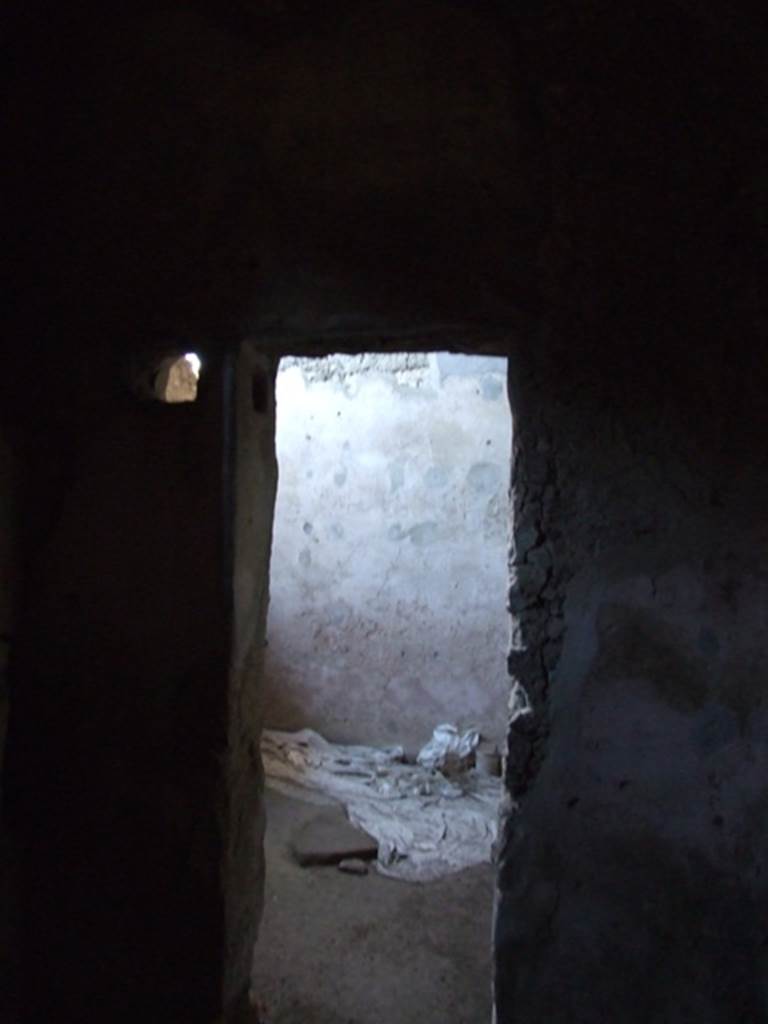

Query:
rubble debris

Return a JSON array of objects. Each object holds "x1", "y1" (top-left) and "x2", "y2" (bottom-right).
[{"x1": 263, "y1": 727, "x2": 500, "y2": 882}]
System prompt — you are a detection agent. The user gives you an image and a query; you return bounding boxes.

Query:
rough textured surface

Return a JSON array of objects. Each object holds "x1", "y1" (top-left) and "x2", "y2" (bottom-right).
[
  {"x1": 266, "y1": 352, "x2": 511, "y2": 749},
  {"x1": 252, "y1": 787, "x2": 494, "y2": 1024},
  {"x1": 497, "y1": 338, "x2": 768, "y2": 1021}
]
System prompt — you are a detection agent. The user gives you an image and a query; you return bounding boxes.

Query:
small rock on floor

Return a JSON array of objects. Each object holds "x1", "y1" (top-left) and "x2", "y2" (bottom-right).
[{"x1": 338, "y1": 858, "x2": 369, "y2": 876}]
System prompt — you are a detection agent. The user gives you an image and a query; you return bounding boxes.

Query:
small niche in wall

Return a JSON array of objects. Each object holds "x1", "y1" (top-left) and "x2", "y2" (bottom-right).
[{"x1": 154, "y1": 353, "x2": 202, "y2": 403}]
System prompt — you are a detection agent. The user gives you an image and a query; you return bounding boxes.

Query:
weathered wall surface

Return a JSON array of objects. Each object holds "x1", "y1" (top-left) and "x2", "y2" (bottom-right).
[
  {"x1": 488, "y1": 6, "x2": 768, "y2": 1020},
  {"x1": 264, "y1": 353, "x2": 511, "y2": 750},
  {"x1": 496, "y1": 334, "x2": 768, "y2": 1022},
  {"x1": 226, "y1": 347, "x2": 278, "y2": 1009}
]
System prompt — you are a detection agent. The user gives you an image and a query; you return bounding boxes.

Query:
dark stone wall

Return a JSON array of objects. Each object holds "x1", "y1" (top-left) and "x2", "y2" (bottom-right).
[
  {"x1": 225, "y1": 346, "x2": 278, "y2": 1008},
  {"x1": 2, "y1": 1, "x2": 767, "y2": 1020},
  {"x1": 499, "y1": 329, "x2": 768, "y2": 1021},
  {"x1": 3, "y1": 362, "x2": 231, "y2": 1022},
  {"x1": 493, "y1": 9, "x2": 768, "y2": 1016}
]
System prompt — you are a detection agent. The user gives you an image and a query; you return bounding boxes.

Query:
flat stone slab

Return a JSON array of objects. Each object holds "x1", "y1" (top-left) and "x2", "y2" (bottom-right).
[{"x1": 290, "y1": 807, "x2": 378, "y2": 867}]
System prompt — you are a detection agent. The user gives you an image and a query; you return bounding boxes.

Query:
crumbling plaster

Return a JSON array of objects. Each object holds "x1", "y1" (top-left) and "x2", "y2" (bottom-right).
[{"x1": 497, "y1": 336, "x2": 768, "y2": 1021}]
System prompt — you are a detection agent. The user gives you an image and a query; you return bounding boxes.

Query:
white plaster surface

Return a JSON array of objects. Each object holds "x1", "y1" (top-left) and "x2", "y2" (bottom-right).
[{"x1": 265, "y1": 352, "x2": 512, "y2": 750}]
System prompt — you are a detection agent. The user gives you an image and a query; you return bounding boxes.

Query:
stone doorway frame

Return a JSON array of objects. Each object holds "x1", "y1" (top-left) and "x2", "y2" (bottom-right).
[{"x1": 229, "y1": 324, "x2": 523, "y2": 1021}]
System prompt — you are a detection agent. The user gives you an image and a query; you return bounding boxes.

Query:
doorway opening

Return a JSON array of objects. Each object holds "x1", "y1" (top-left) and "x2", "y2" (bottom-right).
[{"x1": 254, "y1": 351, "x2": 512, "y2": 1023}]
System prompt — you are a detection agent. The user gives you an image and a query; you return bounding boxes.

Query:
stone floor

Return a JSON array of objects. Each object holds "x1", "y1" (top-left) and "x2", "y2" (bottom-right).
[{"x1": 251, "y1": 786, "x2": 495, "y2": 1024}]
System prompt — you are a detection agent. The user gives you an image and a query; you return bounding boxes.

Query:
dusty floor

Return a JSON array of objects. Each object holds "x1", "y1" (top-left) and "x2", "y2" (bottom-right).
[{"x1": 252, "y1": 787, "x2": 495, "y2": 1024}]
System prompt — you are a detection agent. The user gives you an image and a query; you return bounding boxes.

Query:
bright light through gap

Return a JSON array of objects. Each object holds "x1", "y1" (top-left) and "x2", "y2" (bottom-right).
[{"x1": 185, "y1": 353, "x2": 202, "y2": 377}]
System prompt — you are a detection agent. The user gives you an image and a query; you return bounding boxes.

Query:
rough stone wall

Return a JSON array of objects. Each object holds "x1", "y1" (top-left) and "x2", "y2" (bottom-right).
[
  {"x1": 265, "y1": 352, "x2": 511, "y2": 750},
  {"x1": 496, "y1": 331, "x2": 768, "y2": 1021},
  {"x1": 490, "y1": 7, "x2": 768, "y2": 1019}
]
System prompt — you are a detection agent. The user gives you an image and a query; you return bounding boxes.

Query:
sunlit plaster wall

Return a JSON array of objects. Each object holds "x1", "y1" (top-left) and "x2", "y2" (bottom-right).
[{"x1": 264, "y1": 352, "x2": 512, "y2": 751}]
